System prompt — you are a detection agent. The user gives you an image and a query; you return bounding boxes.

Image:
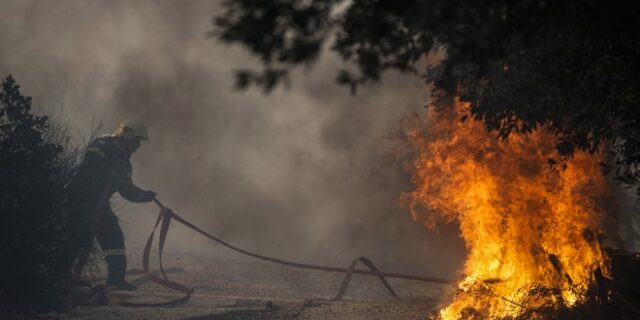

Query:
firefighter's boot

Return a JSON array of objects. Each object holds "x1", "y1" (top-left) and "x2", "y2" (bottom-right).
[{"x1": 105, "y1": 255, "x2": 137, "y2": 291}]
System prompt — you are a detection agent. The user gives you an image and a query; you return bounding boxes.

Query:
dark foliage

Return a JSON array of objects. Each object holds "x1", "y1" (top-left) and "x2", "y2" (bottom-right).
[
  {"x1": 213, "y1": 0, "x2": 640, "y2": 191},
  {"x1": 0, "y1": 76, "x2": 88, "y2": 313}
]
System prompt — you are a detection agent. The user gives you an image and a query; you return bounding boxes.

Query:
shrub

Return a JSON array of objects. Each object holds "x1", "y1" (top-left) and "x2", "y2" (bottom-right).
[{"x1": 0, "y1": 75, "x2": 87, "y2": 313}]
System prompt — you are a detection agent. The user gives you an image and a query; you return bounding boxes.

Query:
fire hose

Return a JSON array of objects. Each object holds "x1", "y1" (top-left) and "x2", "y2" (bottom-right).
[{"x1": 92, "y1": 197, "x2": 453, "y2": 307}]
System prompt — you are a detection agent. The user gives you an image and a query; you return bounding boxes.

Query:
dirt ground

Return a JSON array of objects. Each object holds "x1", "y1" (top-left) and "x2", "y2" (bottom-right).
[{"x1": 55, "y1": 248, "x2": 449, "y2": 320}]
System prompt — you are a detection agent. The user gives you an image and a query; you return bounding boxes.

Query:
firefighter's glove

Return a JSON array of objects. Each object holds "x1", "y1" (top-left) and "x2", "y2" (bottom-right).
[{"x1": 142, "y1": 190, "x2": 157, "y2": 202}]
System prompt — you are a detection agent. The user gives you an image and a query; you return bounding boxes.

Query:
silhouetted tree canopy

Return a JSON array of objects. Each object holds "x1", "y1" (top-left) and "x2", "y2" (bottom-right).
[
  {"x1": 214, "y1": 0, "x2": 640, "y2": 191},
  {"x1": 0, "y1": 76, "x2": 87, "y2": 313}
]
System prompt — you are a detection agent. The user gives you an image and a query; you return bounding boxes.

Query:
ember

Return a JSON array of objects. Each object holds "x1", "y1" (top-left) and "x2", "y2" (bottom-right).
[{"x1": 403, "y1": 100, "x2": 611, "y2": 319}]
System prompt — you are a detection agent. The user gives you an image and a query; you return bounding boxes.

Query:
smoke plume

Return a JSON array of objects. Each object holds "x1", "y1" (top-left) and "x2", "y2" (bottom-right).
[{"x1": 0, "y1": 0, "x2": 465, "y2": 277}]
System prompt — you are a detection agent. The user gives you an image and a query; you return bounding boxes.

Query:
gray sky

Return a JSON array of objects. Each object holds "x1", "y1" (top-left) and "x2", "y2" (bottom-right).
[{"x1": 0, "y1": 0, "x2": 465, "y2": 277}]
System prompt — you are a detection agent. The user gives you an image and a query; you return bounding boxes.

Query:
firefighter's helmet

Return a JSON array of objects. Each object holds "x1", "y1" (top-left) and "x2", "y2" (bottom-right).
[{"x1": 114, "y1": 119, "x2": 149, "y2": 141}]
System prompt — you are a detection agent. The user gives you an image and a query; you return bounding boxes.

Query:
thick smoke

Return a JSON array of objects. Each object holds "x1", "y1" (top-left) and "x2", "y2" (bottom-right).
[{"x1": 0, "y1": 0, "x2": 465, "y2": 277}]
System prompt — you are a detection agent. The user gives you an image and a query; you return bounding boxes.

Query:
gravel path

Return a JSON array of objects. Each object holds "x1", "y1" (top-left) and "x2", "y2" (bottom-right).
[{"x1": 58, "y1": 248, "x2": 450, "y2": 320}]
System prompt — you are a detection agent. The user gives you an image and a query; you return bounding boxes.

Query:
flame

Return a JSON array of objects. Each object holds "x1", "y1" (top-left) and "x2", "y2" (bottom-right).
[{"x1": 403, "y1": 101, "x2": 610, "y2": 319}]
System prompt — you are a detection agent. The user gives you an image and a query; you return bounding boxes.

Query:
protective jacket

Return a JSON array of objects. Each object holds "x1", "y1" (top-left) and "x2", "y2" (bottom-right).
[{"x1": 81, "y1": 135, "x2": 150, "y2": 202}]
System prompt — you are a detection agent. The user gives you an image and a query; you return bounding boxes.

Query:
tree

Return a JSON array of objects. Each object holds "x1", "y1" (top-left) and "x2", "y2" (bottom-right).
[
  {"x1": 213, "y1": 0, "x2": 640, "y2": 190},
  {"x1": 0, "y1": 75, "x2": 86, "y2": 313}
]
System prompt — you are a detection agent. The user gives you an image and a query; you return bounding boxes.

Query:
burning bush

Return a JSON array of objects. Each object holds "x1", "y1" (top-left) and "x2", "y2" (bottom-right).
[
  {"x1": 0, "y1": 75, "x2": 88, "y2": 313},
  {"x1": 403, "y1": 100, "x2": 616, "y2": 319}
]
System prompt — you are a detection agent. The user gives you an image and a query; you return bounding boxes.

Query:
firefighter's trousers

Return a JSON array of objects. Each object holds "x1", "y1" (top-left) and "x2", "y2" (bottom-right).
[{"x1": 97, "y1": 209, "x2": 128, "y2": 284}]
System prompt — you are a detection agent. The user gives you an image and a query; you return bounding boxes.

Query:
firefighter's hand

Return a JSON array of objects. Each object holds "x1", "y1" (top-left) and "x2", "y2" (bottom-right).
[{"x1": 142, "y1": 190, "x2": 157, "y2": 202}]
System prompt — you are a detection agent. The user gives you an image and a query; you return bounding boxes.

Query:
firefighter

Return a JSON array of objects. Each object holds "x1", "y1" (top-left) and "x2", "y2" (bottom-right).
[{"x1": 77, "y1": 120, "x2": 156, "y2": 291}]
